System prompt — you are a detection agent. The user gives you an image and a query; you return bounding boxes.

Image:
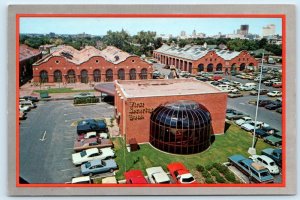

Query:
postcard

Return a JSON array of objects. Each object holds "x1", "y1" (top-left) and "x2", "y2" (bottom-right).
[{"x1": 7, "y1": 4, "x2": 296, "y2": 196}]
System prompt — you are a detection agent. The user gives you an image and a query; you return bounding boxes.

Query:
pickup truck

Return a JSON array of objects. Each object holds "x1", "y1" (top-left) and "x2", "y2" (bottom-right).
[
  {"x1": 228, "y1": 154, "x2": 274, "y2": 183},
  {"x1": 261, "y1": 148, "x2": 282, "y2": 167}
]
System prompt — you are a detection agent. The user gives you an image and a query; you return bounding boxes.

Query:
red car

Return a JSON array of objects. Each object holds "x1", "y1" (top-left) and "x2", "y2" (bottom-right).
[
  {"x1": 272, "y1": 82, "x2": 282, "y2": 88},
  {"x1": 213, "y1": 75, "x2": 222, "y2": 81},
  {"x1": 124, "y1": 170, "x2": 148, "y2": 184},
  {"x1": 167, "y1": 162, "x2": 197, "y2": 184}
]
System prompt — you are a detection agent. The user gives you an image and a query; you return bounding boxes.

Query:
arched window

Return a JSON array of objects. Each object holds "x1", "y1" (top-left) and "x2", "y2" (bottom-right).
[
  {"x1": 140, "y1": 68, "x2": 148, "y2": 80},
  {"x1": 67, "y1": 70, "x2": 76, "y2": 83},
  {"x1": 129, "y1": 69, "x2": 136, "y2": 80},
  {"x1": 106, "y1": 69, "x2": 113, "y2": 82},
  {"x1": 231, "y1": 63, "x2": 237, "y2": 71},
  {"x1": 207, "y1": 64, "x2": 214, "y2": 72},
  {"x1": 81, "y1": 70, "x2": 88, "y2": 83},
  {"x1": 118, "y1": 69, "x2": 125, "y2": 80},
  {"x1": 240, "y1": 63, "x2": 246, "y2": 71},
  {"x1": 40, "y1": 70, "x2": 48, "y2": 83},
  {"x1": 216, "y1": 63, "x2": 223, "y2": 72},
  {"x1": 93, "y1": 69, "x2": 101, "y2": 82},
  {"x1": 53, "y1": 70, "x2": 62, "y2": 83},
  {"x1": 198, "y1": 64, "x2": 204, "y2": 72}
]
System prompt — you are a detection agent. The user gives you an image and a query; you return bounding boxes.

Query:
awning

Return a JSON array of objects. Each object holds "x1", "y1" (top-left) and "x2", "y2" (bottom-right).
[{"x1": 94, "y1": 82, "x2": 115, "y2": 96}]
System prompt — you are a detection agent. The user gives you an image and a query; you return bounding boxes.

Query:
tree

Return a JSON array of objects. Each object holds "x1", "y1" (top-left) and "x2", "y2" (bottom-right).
[{"x1": 258, "y1": 38, "x2": 268, "y2": 49}]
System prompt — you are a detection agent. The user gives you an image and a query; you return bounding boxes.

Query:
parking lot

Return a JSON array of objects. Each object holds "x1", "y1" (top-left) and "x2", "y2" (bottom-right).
[{"x1": 20, "y1": 100, "x2": 114, "y2": 183}]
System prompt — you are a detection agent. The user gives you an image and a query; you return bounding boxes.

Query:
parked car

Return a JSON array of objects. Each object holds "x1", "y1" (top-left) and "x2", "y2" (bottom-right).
[
  {"x1": 73, "y1": 138, "x2": 113, "y2": 152},
  {"x1": 228, "y1": 154, "x2": 274, "y2": 183},
  {"x1": 254, "y1": 127, "x2": 279, "y2": 138},
  {"x1": 267, "y1": 91, "x2": 282, "y2": 97},
  {"x1": 272, "y1": 82, "x2": 282, "y2": 88},
  {"x1": 276, "y1": 107, "x2": 282, "y2": 114},
  {"x1": 72, "y1": 147, "x2": 115, "y2": 166},
  {"x1": 261, "y1": 148, "x2": 282, "y2": 167},
  {"x1": 258, "y1": 100, "x2": 273, "y2": 107},
  {"x1": 19, "y1": 104, "x2": 30, "y2": 112},
  {"x1": 74, "y1": 92, "x2": 95, "y2": 99},
  {"x1": 265, "y1": 100, "x2": 282, "y2": 110},
  {"x1": 226, "y1": 110, "x2": 249, "y2": 120},
  {"x1": 19, "y1": 111, "x2": 26, "y2": 120},
  {"x1": 234, "y1": 117, "x2": 252, "y2": 126},
  {"x1": 195, "y1": 76, "x2": 209, "y2": 82},
  {"x1": 213, "y1": 75, "x2": 223, "y2": 81},
  {"x1": 264, "y1": 132, "x2": 282, "y2": 147},
  {"x1": 210, "y1": 81, "x2": 220, "y2": 86},
  {"x1": 250, "y1": 89, "x2": 269, "y2": 96},
  {"x1": 226, "y1": 108, "x2": 236, "y2": 114},
  {"x1": 68, "y1": 176, "x2": 92, "y2": 184},
  {"x1": 20, "y1": 100, "x2": 37, "y2": 109},
  {"x1": 238, "y1": 84, "x2": 256, "y2": 91},
  {"x1": 228, "y1": 91, "x2": 243, "y2": 98},
  {"x1": 81, "y1": 159, "x2": 118, "y2": 176},
  {"x1": 241, "y1": 121, "x2": 269, "y2": 132},
  {"x1": 249, "y1": 155, "x2": 280, "y2": 175},
  {"x1": 124, "y1": 170, "x2": 148, "y2": 184},
  {"x1": 77, "y1": 131, "x2": 109, "y2": 140},
  {"x1": 146, "y1": 167, "x2": 171, "y2": 184},
  {"x1": 167, "y1": 162, "x2": 196, "y2": 184},
  {"x1": 77, "y1": 119, "x2": 108, "y2": 135},
  {"x1": 20, "y1": 96, "x2": 39, "y2": 102}
]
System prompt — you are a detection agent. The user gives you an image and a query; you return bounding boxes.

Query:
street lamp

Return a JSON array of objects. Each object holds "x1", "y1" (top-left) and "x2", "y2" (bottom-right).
[{"x1": 248, "y1": 51, "x2": 264, "y2": 155}]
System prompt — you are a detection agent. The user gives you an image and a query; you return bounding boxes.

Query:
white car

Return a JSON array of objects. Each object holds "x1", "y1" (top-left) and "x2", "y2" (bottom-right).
[
  {"x1": 146, "y1": 166, "x2": 171, "y2": 184},
  {"x1": 241, "y1": 121, "x2": 269, "y2": 132},
  {"x1": 249, "y1": 155, "x2": 280, "y2": 174},
  {"x1": 84, "y1": 131, "x2": 108, "y2": 139},
  {"x1": 238, "y1": 84, "x2": 256, "y2": 91},
  {"x1": 19, "y1": 104, "x2": 30, "y2": 112},
  {"x1": 267, "y1": 91, "x2": 282, "y2": 97},
  {"x1": 234, "y1": 117, "x2": 252, "y2": 126},
  {"x1": 72, "y1": 147, "x2": 115, "y2": 166}
]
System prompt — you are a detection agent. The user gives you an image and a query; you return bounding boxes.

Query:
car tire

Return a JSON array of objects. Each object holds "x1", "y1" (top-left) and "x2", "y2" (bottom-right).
[{"x1": 109, "y1": 168, "x2": 114, "y2": 173}]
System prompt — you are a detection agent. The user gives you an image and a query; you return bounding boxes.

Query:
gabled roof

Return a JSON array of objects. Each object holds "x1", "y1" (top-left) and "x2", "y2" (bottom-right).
[
  {"x1": 19, "y1": 44, "x2": 41, "y2": 62},
  {"x1": 33, "y1": 45, "x2": 134, "y2": 65},
  {"x1": 154, "y1": 44, "x2": 243, "y2": 61}
]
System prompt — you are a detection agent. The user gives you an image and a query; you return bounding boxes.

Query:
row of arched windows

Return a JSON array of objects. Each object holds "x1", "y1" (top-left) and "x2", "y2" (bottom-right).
[
  {"x1": 197, "y1": 63, "x2": 254, "y2": 72},
  {"x1": 39, "y1": 68, "x2": 148, "y2": 83}
]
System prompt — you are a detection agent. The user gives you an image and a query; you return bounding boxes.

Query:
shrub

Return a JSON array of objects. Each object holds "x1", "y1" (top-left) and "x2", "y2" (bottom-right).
[
  {"x1": 196, "y1": 165, "x2": 205, "y2": 172},
  {"x1": 224, "y1": 171, "x2": 236, "y2": 182},
  {"x1": 215, "y1": 164, "x2": 229, "y2": 174},
  {"x1": 210, "y1": 169, "x2": 219, "y2": 177},
  {"x1": 205, "y1": 177, "x2": 214, "y2": 184},
  {"x1": 205, "y1": 164, "x2": 214, "y2": 171},
  {"x1": 215, "y1": 175, "x2": 226, "y2": 183},
  {"x1": 201, "y1": 169, "x2": 210, "y2": 178}
]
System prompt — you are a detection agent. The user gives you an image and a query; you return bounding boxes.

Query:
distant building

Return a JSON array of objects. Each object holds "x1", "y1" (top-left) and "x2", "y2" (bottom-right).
[
  {"x1": 262, "y1": 24, "x2": 276, "y2": 37},
  {"x1": 19, "y1": 44, "x2": 42, "y2": 85},
  {"x1": 153, "y1": 44, "x2": 258, "y2": 74},
  {"x1": 225, "y1": 34, "x2": 246, "y2": 39},
  {"x1": 240, "y1": 24, "x2": 249, "y2": 35},
  {"x1": 32, "y1": 45, "x2": 152, "y2": 84}
]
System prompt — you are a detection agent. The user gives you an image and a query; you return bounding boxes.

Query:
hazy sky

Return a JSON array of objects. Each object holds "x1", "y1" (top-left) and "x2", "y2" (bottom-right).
[{"x1": 20, "y1": 17, "x2": 282, "y2": 36}]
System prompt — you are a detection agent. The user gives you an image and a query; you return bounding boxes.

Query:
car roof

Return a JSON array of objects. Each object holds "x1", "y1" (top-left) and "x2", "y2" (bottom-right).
[
  {"x1": 85, "y1": 148, "x2": 99, "y2": 155},
  {"x1": 146, "y1": 166, "x2": 165, "y2": 175},
  {"x1": 88, "y1": 159, "x2": 102, "y2": 166},
  {"x1": 71, "y1": 176, "x2": 91, "y2": 183}
]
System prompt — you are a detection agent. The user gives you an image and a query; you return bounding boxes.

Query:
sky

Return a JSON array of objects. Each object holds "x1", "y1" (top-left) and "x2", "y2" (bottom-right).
[{"x1": 20, "y1": 17, "x2": 282, "y2": 37}]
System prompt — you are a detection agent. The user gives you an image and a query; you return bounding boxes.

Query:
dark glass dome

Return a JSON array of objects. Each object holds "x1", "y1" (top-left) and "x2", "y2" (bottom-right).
[{"x1": 150, "y1": 100, "x2": 212, "y2": 154}]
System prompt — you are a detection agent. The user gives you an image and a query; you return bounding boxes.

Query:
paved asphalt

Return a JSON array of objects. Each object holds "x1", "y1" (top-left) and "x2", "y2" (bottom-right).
[{"x1": 20, "y1": 100, "x2": 114, "y2": 183}]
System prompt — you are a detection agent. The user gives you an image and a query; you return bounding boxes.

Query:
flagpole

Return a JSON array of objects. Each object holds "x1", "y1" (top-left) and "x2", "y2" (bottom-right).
[{"x1": 248, "y1": 50, "x2": 264, "y2": 155}]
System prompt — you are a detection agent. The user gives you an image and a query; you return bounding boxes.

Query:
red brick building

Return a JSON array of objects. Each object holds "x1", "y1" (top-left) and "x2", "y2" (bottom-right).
[
  {"x1": 114, "y1": 79, "x2": 227, "y2": 154},
  {"x1": 153, "y1": 44, "x2": 258, "y2": 74},
  {"x1": 32, "y1": 45, "x2": 152, "y2": 84},
  {"x1": 19, "y1": 44, "x2": 42, "y2": 85}
]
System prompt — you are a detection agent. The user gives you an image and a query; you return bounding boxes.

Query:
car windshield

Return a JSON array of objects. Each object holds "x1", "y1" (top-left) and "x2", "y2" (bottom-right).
[
  {"x1": 80, "y1": 151, "x2": 87, "y2": 157},
  {"x1": 85, "y1": 162, "x2": 91, "y2": 168},
  {"x1": 260, "y1": 171, "x2": 270, "y2": 177},
  {"x1": 181, "y1": 177, "x2": 195, "y2": 183}
]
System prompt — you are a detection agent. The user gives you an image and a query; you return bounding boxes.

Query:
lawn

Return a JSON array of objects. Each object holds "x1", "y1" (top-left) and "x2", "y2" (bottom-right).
[
  {"x1": 34, "y1": 88, "x2": 95, "y2": 94},
  {"x1": 112, "y1": 122, "x2": 274, "y2": 181}
]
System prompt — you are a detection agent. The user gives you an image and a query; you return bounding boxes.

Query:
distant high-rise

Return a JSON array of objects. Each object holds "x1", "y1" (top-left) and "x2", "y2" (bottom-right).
[
  {"x1": 192, "y1": 29, "x2": 196, "y2": 36},
  {"x1": 240, "y1": 24, "x2": 249, "y2": 35},
  {"x1": 180, "y1": 31, "x2": 186, "y2": 37},
  {"x1": 262, "y1": 24, "x2": 276, "y2": 37}
]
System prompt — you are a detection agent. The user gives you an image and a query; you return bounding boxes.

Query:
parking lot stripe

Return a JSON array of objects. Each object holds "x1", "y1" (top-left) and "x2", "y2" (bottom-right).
[{"x1": 60, "y1": 167, "x2": 78, "y2": 172}]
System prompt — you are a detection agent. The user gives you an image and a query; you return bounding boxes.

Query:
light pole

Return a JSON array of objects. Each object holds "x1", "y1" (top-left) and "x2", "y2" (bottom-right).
[{"x1": 248, "y1": 51, "x2": 264, "y2": 155}]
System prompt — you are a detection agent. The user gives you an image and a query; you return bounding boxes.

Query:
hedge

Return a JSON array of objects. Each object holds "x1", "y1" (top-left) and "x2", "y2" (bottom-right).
[{"x1": 74, "y1": 97, "x2": 99, "y2": 104}]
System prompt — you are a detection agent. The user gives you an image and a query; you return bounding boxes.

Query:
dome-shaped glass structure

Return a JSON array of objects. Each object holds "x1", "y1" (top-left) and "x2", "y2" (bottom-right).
[{"x1": 150, "y1": 100, "x2": 212, "y2": 154}]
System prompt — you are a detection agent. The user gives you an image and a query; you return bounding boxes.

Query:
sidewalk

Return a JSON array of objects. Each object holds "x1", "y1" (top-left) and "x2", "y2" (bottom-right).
[{"x1": 20, "y1": 81, "x2": 101, "y2": 99}]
